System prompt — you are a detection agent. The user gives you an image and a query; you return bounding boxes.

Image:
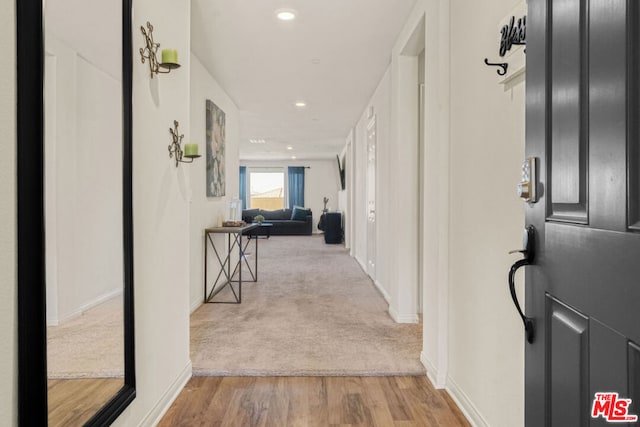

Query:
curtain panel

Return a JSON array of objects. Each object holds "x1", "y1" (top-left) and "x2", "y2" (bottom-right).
[
  {"x1": 239, "y1": 166, "x2": 247, "y2": 209},
  {"x1": 287, "y1": 166, "x2": 305, "y2": 208}
]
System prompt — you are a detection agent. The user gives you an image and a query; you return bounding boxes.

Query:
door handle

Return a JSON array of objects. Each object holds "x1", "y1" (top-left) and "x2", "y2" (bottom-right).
[{"x1": 508, "y1": 225, "x2": 535, "y2": 344}]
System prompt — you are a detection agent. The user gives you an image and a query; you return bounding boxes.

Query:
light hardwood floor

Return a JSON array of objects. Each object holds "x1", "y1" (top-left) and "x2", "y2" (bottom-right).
[{"x1": 159, "y1": 376, "x2": 470, "y2": 426}]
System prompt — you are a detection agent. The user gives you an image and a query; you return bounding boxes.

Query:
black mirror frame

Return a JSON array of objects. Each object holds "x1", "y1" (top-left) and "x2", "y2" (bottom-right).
[{"x1": 17, "y1": 0, "x2": 136, "y2": 425}]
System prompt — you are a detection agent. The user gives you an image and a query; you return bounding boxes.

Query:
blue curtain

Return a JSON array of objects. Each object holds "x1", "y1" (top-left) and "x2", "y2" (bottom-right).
[
  {"x1": 288, "y1": 167, "x2": 305, "y2": 208},
  {"x1": 239, "y1": 166, "x2": 247, "y2": 209}
]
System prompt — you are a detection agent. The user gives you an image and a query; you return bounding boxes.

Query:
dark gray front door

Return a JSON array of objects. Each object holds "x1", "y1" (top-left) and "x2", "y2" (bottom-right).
[{"x1": 526, "y1": 0, "x2": 640, "y2": 425}]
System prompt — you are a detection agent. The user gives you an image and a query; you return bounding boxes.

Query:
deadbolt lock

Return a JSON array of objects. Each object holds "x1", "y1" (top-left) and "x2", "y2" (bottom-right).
[
  {"x1": 518, "y1": 157, "x2": 538, "y2": 203},
  {"x1": 517, "y1": 182, "x2": 530, "y2": 199}
]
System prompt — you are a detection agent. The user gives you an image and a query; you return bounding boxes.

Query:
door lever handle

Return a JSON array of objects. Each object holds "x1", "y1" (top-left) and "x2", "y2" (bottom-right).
[
  {"x1": 509, "y1": 258, "x2": 535, "y2": 343},
  {"x1": 508, "y1": 225, "x2": 536, "y2": 344}
]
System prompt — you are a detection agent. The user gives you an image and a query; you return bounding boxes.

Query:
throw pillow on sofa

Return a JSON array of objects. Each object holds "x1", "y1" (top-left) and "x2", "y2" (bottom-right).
[{"x1": 291, "y1": 206, "x2": 310, "y2": 221}]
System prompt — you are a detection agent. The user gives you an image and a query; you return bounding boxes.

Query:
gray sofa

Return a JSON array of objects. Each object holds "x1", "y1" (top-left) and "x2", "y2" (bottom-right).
[{"x1": 242, "y1": 208, "x2": 313, "y2": 236}]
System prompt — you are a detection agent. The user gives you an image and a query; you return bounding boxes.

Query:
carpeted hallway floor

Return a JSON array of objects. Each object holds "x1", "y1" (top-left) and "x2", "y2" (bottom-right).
[{"x1": 191, "y1": 234, "x2": 424, "y2": 376}]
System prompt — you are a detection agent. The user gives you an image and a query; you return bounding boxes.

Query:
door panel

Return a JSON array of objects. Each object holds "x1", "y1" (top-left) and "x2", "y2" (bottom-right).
[
  {"x1": 545, "y1": 224, "x2": 640, "y2": 343},
  {"x1": 549, "y1": 0, "x2": 587, "y2": 221},
  {"x1": 629, "y1": 0, "x2": 640, "y2": 230},
  {"x1": 526, "y1": 0, "x2": 640, "y2": 425},
  {"x1": 548, "y1": 296, "x2": 589, "y2": 427},
  {"x1": 589, "y1": 319, "x2": 628, "y2": 427},
  {"x1": 588, "y1": 0, "x2": 627, "y2": 231}
]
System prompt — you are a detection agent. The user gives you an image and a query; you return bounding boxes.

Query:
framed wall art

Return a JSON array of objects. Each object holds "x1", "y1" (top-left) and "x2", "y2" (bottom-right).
[{"x1": 206, "y1": 99, "x2": 226, "y2": 197}]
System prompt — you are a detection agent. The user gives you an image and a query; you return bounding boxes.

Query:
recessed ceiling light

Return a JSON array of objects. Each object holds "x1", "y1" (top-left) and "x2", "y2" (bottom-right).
[
  {"x1": 249, "y1": 139, "x2": 266, "y2": 144},
  {"x1": 291, "y1": 155, "x2": 297, "y2": 159},
  {"x1": 295, "y1": 101, "x2": 306, "y2": 107},
  {"x1": 286, "y1": 145, "x2": 293, "y2": 150},
  {"x1": 276, "y1": 8, "x2": 297, "y2": 21}
]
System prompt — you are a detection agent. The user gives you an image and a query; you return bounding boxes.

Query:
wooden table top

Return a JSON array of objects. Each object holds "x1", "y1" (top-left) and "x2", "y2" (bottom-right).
[{"x1": 205, "y1": 223, "x2": 258, "y2": 234}]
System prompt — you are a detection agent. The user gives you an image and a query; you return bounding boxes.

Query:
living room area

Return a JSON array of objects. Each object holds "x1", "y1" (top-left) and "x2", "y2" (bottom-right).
[{"x1": 239, "y1": 159, "x2": 341, "y2": 238}]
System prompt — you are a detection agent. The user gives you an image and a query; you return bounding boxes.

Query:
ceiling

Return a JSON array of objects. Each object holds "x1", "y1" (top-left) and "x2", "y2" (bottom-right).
[{"x1": 191, "y1": 0, "x2": 418, "y2": 161}]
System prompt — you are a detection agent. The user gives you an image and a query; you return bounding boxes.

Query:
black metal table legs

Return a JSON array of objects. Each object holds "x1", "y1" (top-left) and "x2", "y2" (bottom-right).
[{"x1": 204, "y1": 228, "x2": 258, "y2": 304}]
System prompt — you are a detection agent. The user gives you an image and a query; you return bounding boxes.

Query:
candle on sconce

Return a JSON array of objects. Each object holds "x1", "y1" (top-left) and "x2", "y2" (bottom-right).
[
  {"x1": 184, "y1": 143, "x2": 198, "y2": 157},
  {"x1": 161, "y1": 49, "x2": 178, "y2": 65}
]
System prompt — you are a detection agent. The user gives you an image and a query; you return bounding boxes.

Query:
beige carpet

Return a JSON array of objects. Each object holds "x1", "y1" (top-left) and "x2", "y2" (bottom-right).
[
  {"x1": 191, "y1": 235, "x2": 424, "y2": 376},
  {"x1": 47, "y1": 296, "x2": 124, "y2": 378}
]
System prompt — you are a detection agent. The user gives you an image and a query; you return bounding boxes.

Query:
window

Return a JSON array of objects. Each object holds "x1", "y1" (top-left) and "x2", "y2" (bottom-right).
[{"x1": 249, "y1": 170, "x2": 285, "y2": 210}]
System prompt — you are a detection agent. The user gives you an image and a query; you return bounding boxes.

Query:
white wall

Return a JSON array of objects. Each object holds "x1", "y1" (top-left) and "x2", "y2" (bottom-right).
[
  {"x1": 240, "y1": 159, "x2": 340, "y2": 228},
  {"x1": 447, "y1": 0, "x2": 525, "y2": 425},
  {"x1": 189, "y1": 53, "x2": 241, "y2": 312},
  {"x1": 112, "y1": 0, "x2": 193, "y2": 424},
  {"x1": 44, "y1": 34, "x2": 123, "y2": 325},
  {"x1": 405, "y1": 0, "x2": 450, "y2": 385},
  {"x1": 0, "y1": 0, "x2": 16, "y2": 423}
]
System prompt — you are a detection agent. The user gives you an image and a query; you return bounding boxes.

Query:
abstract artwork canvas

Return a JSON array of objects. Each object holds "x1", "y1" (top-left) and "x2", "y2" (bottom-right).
[{"x1": 206, "y1": 100, "x2": 226, "y2": 197}]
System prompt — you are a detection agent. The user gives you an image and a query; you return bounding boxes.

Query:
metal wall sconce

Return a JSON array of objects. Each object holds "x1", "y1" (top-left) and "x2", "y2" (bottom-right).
[
  {"x1": 139, "y1": 21, "x2": 180, "y2": 78},
  {"x1": 168, "y1": 120, "x2": 200, "y2": 167}
]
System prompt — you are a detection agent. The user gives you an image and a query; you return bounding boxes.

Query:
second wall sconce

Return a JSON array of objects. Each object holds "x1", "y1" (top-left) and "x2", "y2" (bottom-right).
[
  {"x1": 168, "y1": 120, "x2": 200, "y2": 167},
  {"x1": 139, "y1": 21, "x2": 180, "y2": 78}
]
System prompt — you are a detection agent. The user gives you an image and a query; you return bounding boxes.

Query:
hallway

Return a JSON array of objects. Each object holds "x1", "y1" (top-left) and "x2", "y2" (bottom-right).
[{"x1": 5, "y1": 0, "x2": 532, "y2": 425}]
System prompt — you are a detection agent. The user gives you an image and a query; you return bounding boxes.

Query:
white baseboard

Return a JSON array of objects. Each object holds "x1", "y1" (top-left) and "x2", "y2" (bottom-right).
[
  {"x1": 420, "y1": 352, "x2": 446, "y2": 389},
  {"x1": 190, "y1": 298, "x2": 202, "y2": 314},
  {"x1": 50, "y1": 288, "x2": 122, "y2": 326},
  {"x1": 373, "y1": 279, "x2": 390, "y2": 303},
  {"x1": 353, "y1": 255, "x2": 390, "y2": 304},
  {"x1": 446, "y1": 375, "x2": 489, "y2": 427},
  {"x1": 355, "y1": 255, "x2": 367, "y2": 273},
  {"x1": 139, "y1": 360, "x2": 192, "y2": 427},
  {"x1": 389, "y1": 305, "x2": 419, "y2": 324}
]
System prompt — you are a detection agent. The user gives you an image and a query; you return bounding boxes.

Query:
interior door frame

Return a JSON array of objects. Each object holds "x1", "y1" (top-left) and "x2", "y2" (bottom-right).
[{"x1": 16, "y1": 0, "x2": 136, "y2": 425}]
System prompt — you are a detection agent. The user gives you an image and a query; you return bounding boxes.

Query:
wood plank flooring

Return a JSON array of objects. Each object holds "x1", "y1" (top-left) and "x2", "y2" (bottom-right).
[
  {"x1": 48, "y1": 378, "x2": 123, "y2": 427},
  {"x1": 159, "y1": 376, "x2": 469, "y2": 427}
]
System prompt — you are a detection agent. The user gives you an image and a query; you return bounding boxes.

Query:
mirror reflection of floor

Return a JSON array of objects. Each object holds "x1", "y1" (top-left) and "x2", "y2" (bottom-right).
[
  {"x1": 48, "y1": 378, "x2": 123, "y2": 427},
  {"x1": 47, "y1": 295, "x2": 124, "y2": 425},
  {"x1": 47, "y1": 295, "x2": 124, "y2": 378}
]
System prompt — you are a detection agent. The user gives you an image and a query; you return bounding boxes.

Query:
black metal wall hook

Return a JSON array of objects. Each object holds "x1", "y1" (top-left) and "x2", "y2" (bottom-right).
[{"x1": 484, "y1": 58, "x2": 509, "y2": 76}]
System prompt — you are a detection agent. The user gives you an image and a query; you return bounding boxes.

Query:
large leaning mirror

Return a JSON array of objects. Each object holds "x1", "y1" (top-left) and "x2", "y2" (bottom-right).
[{"x1": 17, "y1": 0, "x2": 135, "y2": 425}]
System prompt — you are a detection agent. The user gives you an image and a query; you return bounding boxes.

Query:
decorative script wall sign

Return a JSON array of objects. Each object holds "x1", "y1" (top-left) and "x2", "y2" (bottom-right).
[
  {"x1": 485, "y1": 10, "x2": 527, "y2": 79},
  {"x1": 500, "y1": 16, "x2": 526, "y2": 56}
]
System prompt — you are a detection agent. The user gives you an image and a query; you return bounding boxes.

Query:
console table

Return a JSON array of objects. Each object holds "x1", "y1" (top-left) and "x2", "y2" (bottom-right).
[{"x1": 204, "y1": 224, "x2": 258, "y2": 304}]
